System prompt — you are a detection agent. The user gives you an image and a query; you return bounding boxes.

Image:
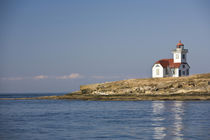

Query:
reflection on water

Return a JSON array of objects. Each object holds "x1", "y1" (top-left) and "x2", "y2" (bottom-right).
[
  {"x1": 1, "y1": 99, "x2": 210, "y2": 140},
  {"x1": 152, "y1": 101, "x2": 185, "y2": 140},
  {"x1": 172, "y1": 101, "x2": 184, "y2": 140},
  {"x1": 152, "y1": 101, "x2": 166, "y2": 139}
]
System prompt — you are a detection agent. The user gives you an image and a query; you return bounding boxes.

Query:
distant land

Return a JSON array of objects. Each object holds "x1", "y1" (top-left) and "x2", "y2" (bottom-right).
[{"x1": 1, "y1": 73, "x2": 210, "y2": 101}]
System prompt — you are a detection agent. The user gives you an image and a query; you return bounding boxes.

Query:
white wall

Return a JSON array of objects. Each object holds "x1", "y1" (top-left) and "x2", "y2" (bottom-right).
[
  {"x1": 173, "y1": 48, "x2": 188, "y2": 63},
  {"x1": 173, "y1": 52, "x2": 181, "y2": 63},
  {"x1": 152, "y1": 64, "x2": 164, "y2": 78},
  {"x1": 173, "y1": 68, "x2": 179, "y2": 77}
]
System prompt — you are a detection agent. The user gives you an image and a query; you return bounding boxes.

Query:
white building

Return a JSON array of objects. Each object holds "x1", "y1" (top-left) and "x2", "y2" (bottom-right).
[{"x1": 152, "y1": 40, "x2": 190, "y2": 78}]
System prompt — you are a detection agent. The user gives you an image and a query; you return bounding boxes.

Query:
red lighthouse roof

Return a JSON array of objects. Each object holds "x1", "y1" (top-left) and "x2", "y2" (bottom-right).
[
  {"x1": 155, "y1": 59, "x2": 181, "y2": 68},
  {"x1": 176, "y1": 40, "x2": 184, "y2": 47}
]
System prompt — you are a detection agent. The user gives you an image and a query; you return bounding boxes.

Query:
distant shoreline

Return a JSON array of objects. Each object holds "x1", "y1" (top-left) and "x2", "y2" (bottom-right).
[
  {"x1": 1, "y1": 73, "x2": 210, "y2": 101},
  {"x1": 1, "y1": 93, "x2": 210, "y2": 101}
]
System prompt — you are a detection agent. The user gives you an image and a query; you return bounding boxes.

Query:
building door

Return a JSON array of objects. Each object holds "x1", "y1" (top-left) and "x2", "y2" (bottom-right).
[{"x1": 179, "y1": 70, "x2": 181, "y2": 76}]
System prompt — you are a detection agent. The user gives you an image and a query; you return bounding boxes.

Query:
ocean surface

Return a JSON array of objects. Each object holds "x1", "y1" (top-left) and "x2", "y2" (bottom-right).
[{"x1": 0, "y1": 93, "x2": 210, "y2": 140}]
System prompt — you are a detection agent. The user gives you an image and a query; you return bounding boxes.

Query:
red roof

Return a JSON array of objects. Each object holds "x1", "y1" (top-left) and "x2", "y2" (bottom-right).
[
  {"x1": 155, "y1": 59, "x2": 181, "y2": 68},
  {"x1": 176, "y1": 40, "x2": 184, "y2": 47}
]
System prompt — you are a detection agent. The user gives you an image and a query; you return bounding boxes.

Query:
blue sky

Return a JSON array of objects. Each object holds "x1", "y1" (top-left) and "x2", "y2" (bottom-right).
[{"x1": 0, "y1": 0, "x2": 210, "y2": 93}]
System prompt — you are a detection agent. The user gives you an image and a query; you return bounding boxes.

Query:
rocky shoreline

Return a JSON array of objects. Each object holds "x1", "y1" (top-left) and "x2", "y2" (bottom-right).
[
  {"x1": 1, "y1": 73, "x2": 210, "y2": 101},
  {"x1": 1, "y1": 92, "x2": 210, "y2": 101},
  {"x1": 80, "y1": 73, "x2": 210, "y2": 95}
]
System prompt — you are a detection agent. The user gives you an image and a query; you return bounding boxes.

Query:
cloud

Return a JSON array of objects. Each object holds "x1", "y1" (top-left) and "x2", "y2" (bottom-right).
[
  {"x1": 56, "y1": 73, "x2": 82, "y2": 79},
  {"x1": 1, "y1": 73, "x2": 83, "y2": 81},
  {"x1": 33, "y1": 75, "x2": 48, "y2": 80},
  {"x1": 1, "y1": 77, "x2": 24, "y2": 81}
]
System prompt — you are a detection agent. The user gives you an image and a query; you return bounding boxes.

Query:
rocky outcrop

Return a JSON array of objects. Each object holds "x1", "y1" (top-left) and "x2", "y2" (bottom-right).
[{"x1": 80, "y1": 73, "x2": 210, "y2": 95}]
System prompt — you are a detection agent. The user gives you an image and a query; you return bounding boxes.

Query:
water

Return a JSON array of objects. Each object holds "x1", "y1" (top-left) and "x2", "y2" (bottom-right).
[
  {"x1": 0, "y1": 94, "x2": 210, "y2": 140},
  {"x1": 0, "y1": 93, "x2": 66, "y2": 99}
]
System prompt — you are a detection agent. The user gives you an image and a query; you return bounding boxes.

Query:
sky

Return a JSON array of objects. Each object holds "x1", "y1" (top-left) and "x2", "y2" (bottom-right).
[{"x1": 0, "y1": 0, "x2": 210, "y2": 93}]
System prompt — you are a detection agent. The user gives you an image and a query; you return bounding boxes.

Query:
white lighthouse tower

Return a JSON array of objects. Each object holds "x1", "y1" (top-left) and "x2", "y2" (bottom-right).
[{"x1": 172, "y1": 40, "x2": 188, "y2": 63}]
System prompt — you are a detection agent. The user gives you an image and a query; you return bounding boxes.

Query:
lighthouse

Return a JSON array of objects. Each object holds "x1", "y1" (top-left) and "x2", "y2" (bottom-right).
[
  {"x1": 152, "y1": 40, "x2": 190, "y2": 78},
  {"x1": 172, "y1": 40, "x2": 188, "y2": 63}
]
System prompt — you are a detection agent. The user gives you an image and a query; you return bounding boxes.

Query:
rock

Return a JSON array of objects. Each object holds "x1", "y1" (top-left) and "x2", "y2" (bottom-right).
[
  {"x1": 144, "y1": 86, "x2": 151, "y2": 91},
  {"x1": 157, "y1": 83, "x2": 173, "y2": 89},
  {"x1": 139, "y1": 87, "x2": 145, "y2": 93},
  {"x1": 188, "y1": 81, "x2": 195, "y2": 87},
  {"x1": 173, "y1": 83, "x2": 183, "y2": 88},
  {"x1": 79, "y1": 73, "x2": 210, "y2": 96},
  {"x1": 196, "y1": 81, "x2": 208, "y2": 87},
  {"x1": 81, "y1": 88, "x2": 93, "y2": 94},
  {"x1": 145, "y1": 90, "x2": 152, "y2": 94},
  {"x1": 207, "y1": 85, "x2": 210, "y2": 93}
]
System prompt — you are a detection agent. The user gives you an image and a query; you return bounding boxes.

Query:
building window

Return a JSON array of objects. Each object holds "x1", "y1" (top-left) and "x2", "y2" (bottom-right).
[
  {"x1": 176, "y1": 54, "x2": 179, "y2": 59},
  {"x1": 183, "y1": 54, "x2": 185, "y2": 59},
  {"x1": 156, "y1": 69, "x2": 159, "y2": 75},
  {"x1": 187, "y1": 69, "x2": 189, "y2": 75},
  {"x1": 183, "y1": 71, "x2": 185, "y2": 75},
  {"x1": 165, "y1": 68, "x2": 168, "y2": 75},
  {"x1": 172, "y1": 69, "x2": 175, "y2": 74},
  {"x1": 179, "y1": 70, "x2": 181, "y2": 76},
  {"x1": 182, "y1": 65, "x2": 185, "y2": 68}
]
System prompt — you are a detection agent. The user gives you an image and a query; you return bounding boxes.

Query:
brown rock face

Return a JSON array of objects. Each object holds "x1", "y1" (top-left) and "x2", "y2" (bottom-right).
[{"x1": 80, "y1": 73, "x2": 210, "y2": 95}]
